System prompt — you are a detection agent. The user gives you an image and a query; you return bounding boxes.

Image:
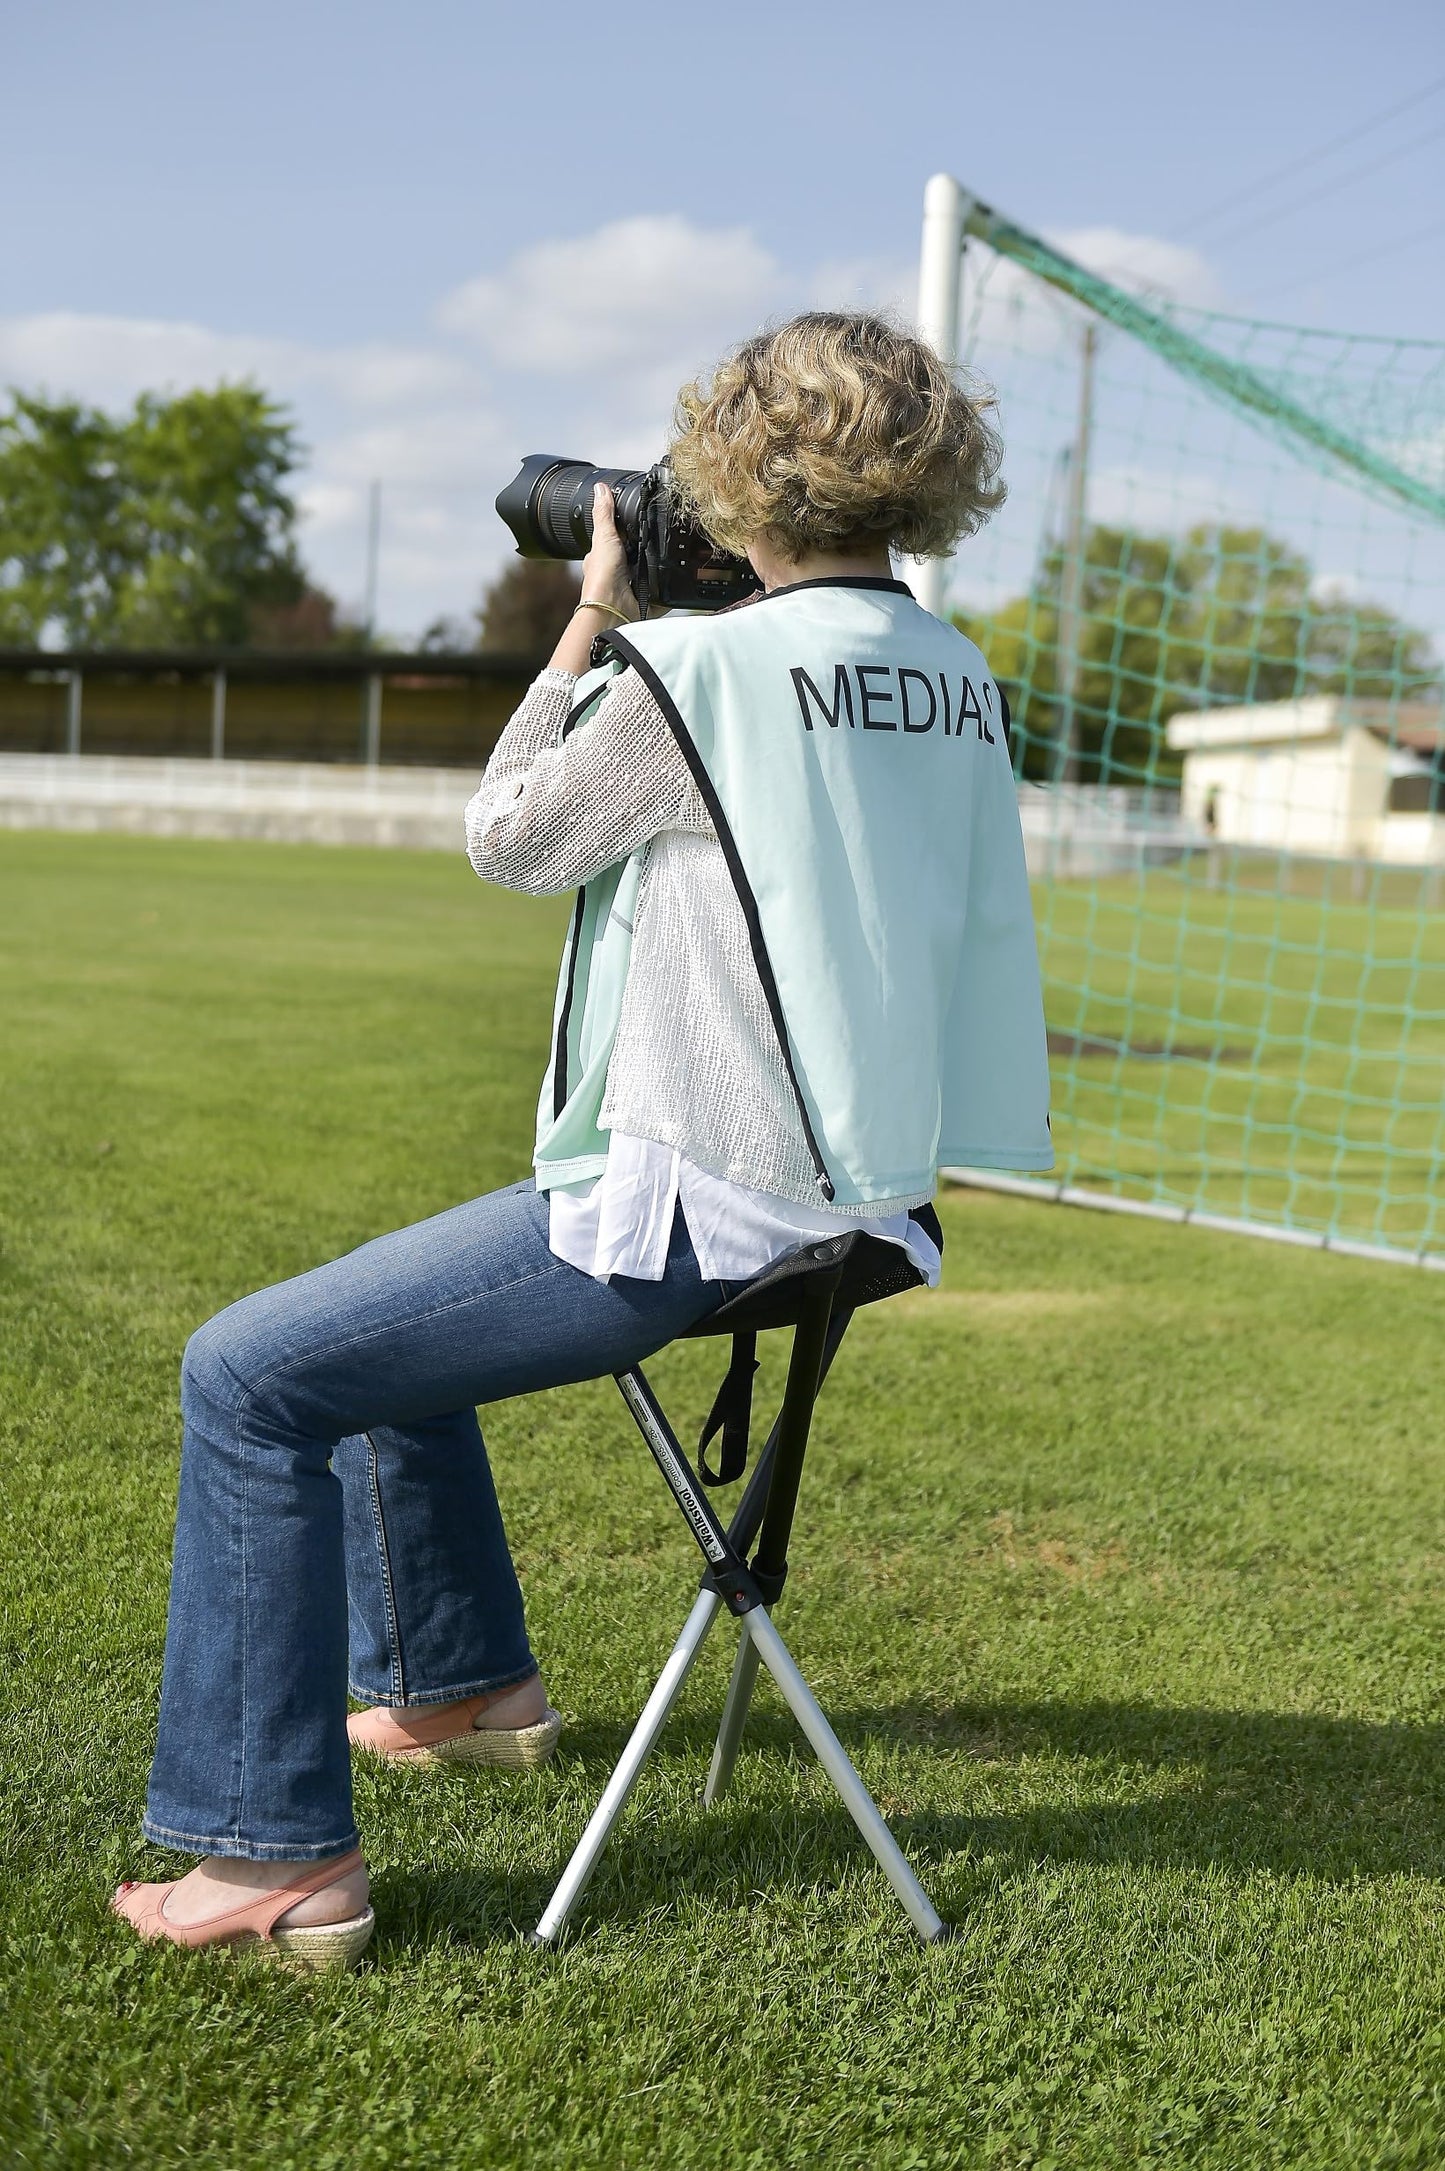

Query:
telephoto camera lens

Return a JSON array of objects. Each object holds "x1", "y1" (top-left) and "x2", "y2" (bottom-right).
[
  {"x1": 495, "y1": 454, "x2": 761, "y2": 615},
  {"x1": 495, "y1": 456, "x2": 648, "y2": 560}
]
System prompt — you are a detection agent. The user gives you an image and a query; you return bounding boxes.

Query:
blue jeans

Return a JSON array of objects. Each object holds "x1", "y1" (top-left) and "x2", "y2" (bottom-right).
[{"x1": 145, "y1": 1179, "x2": 732, "y2": 1860}]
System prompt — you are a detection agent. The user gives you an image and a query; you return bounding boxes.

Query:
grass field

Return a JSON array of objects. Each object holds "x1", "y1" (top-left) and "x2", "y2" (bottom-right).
[
  {"x1": 2, "y1": 830, "x2": 1444, "y2": 2171},
  {"x1": 1038, "y1": 861, "x2": 1445, "y2": 1253}
]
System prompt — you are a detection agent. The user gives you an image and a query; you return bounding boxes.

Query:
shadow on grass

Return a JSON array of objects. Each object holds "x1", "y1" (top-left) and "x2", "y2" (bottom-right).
[{"x1": 374, "y1": 1697, "x2": 1445, "y2": 1950}]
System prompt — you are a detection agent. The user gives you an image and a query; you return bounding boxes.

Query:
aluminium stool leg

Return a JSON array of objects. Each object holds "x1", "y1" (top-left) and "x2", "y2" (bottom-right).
[
  {"x1": 704, "y1": 1633, "x2": 764, "y2": 1806},
  {"x1": 704, "y1": 1292, "x2": 853, "y2": 1808},
  {"x1": 534, "y1": 1354, "x2": 760, "y2": 1948},
  {"x1": 702, "y1": 1424, "x2": 786, "y2": 1808},
  {"x1": 742, "y1": 1606, "x2": 947, "y2": 1944},
  {"x1": 530, "y1": 1587, "x2": 725, "y2": 1947}
]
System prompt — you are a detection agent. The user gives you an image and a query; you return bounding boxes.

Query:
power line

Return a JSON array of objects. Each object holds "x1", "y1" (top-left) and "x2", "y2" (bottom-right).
[
  {"x1": 1248, "y1": 211, "x2": 1445, "y2": 306},
  {"x1": 1203, "y1": 116, "x2": 1445, "y2": 255},
  {"x1": 1174, "y1": 71, "x2": 1445, "y2": 238}
]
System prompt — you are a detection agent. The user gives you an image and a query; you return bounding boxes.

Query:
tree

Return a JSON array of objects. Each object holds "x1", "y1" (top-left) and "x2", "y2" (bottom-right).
[
  {"x1": 475, "y1": 557, "x2": 580, "y2": 656},
  {"x1": 416, "y1": 613, "x2": 474, "y2": 654},
  {"x1": 249, "y1": 583, "x2": 370, "y2": 651},
  {"x1": 956, "y1": 522, "x2": 1440, "y2": 784},
  {"x1": 0, "y1": 384, "x2": 306, "y2": 647},
  {"x1": 0, "y1": 396, "x2": 131, "y2": 645}
]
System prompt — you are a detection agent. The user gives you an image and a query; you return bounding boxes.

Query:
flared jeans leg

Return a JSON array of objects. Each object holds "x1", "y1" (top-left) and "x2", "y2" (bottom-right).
[
  {"x1": 334, "y1": 1414, "x2": 539, "y2": 1711},
  {"x1": 143, "y1": 1181, "x2": 727, "y2": 1861}
]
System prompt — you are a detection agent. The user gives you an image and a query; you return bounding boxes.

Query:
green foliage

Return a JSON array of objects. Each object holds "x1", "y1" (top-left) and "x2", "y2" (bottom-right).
[
  {"x1": 957, "y1": 523, "x2": 1440, "y2": 784},
  {"x1": 476, "y1": 556, "x2": 580, "y2": 657},
  {"x1": 2, "y1": 834, "x2": 1444, "y2": 2170},
  {"x1": 250, "y1": 582, "x2": 371, "y2": 652},
  {"x1": 0, "y1": 383, "x2": 306, "y2": 647}
]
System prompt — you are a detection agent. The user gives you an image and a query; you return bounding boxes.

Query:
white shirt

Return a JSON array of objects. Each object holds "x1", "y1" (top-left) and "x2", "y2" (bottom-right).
[{"x1": 549, "y1": 1130, "x2": 942, "y2": 1288}]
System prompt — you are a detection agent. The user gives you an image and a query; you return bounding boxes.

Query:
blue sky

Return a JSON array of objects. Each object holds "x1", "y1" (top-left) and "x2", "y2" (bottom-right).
[{"x1": 4, "y1": 1, "x2": 1443, "y2": 634}]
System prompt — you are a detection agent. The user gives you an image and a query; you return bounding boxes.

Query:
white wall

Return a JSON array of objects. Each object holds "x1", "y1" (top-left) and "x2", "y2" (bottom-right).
[
  {"x1": 1376, "y1": 811, "x2": 1445, "y2": 866},
  {"x1": 1179, "y1": 727, "x2": 1394, "y2": 858}
]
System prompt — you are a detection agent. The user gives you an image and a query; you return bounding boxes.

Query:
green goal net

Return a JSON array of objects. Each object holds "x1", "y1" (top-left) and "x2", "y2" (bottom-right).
[{"x1": 942, "y1": 200, "x2": 1445, "y2": 1268}]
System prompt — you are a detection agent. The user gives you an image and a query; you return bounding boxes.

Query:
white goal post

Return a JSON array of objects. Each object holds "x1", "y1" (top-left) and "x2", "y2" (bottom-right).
[{"x1": 914, "y1": 172, "x2": 972, "y2": 618}]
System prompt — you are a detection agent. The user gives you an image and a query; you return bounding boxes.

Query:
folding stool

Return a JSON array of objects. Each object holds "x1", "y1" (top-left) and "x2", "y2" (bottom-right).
[{"x1": 531, "y1": 1219, "x2": 951, "y2": 1946}]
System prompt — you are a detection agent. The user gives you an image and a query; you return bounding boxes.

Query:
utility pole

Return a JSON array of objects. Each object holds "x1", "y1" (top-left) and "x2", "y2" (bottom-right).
[
  {"x1": 1053, "y1": 320, "x2": 1097, "y2": 786},
  {"x1": 210, "y1": 668, "x2": 226, "y2": 761},
  {"x1": 361, "y1": 481, "x2": 383, "y2": 767},
  {"x1": 363, "y1": 480, "x2": 382, "y2": 640}
]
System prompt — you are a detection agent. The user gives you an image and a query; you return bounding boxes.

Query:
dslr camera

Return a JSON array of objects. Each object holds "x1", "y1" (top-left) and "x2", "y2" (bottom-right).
[{"x1": 495, "y1": 455, "x2": 761, "y2": 617}]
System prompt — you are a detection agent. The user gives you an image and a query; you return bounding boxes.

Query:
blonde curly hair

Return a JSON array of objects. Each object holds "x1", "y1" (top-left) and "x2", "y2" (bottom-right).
[{"x1": 668, "y1": 311, "x2": 1006, "y2": 563}]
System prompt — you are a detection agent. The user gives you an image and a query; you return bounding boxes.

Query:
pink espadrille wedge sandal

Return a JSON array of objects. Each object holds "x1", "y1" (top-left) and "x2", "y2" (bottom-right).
[
  {"x1": 111, "y1": 1848, "x2": 375, "y2": 1971},
  {"x1": 348, "y1": 1690, "x2": 562, "y2": 1770}
]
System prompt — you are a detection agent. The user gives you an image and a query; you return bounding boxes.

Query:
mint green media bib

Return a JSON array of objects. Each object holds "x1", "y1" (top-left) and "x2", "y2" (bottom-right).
[{"x1": 534, "y1": 577, "x2": 1052, "y2": 1204}]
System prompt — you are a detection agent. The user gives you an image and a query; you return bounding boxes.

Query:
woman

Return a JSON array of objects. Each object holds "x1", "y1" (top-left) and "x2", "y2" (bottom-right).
[{"x1": 114, "y1": 312, "x2": 1051, "y2": 1965}]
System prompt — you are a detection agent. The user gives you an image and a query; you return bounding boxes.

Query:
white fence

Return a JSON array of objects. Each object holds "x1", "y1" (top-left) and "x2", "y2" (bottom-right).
[
  {"x1": 1, "y1": 756, "x2": 1205, "y2": 870},
  {"x1": 0, "y1": 754, "x2": 473, "y2": 852},
  {"x1": 1017, "y1": 782, "x2": 1200, "y2": 879}
]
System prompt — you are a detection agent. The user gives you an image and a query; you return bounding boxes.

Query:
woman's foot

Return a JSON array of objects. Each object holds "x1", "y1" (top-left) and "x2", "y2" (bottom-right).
[
  {"x1": 112, "y1": 1849, "x2": 374, "y2": 1969},
  {"x1": 142, "y1": 1852, "x2": 371, "y2": 1928},
  {"x1": 348, "y1": 1676, "x2": 562, "y2": 1768}
]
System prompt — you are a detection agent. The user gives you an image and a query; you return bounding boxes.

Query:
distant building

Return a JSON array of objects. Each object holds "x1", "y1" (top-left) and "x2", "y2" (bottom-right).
[{"x1": 1166, "y1": 697, "x2": 1445, "y2": 865}]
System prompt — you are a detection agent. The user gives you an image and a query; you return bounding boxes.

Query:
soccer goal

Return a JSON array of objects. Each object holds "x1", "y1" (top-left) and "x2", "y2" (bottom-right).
[{"x1": 917, "y1": 176, "x2": 1445, "y2": 1271}]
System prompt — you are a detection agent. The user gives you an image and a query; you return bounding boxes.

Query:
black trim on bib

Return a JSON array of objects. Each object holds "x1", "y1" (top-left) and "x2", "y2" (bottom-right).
[
  {"x1": 562, "y1": 683, "x2": 612, "y2": 740},
  {"x1": 552, "y1": 890, "x2": 586, "y2": 1121},
  {"x1": 550, "y1": 675, "x2": 621, "y2": 1113},
  {"x1": 603, "y1": 629, "x2": 837, "y2": 1204},
  {"x1": 757, "y1": 575, "x2": 915, "y2": 602}
]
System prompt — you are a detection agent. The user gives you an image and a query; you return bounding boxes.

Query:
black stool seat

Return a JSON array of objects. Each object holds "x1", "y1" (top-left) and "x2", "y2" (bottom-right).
[
  {"x1": 681, "y1": 1211, "x2": 939, "y2": 1487},
  {"x1": 684, "y1": 1206, "x2": 941, "y2": 1338}
]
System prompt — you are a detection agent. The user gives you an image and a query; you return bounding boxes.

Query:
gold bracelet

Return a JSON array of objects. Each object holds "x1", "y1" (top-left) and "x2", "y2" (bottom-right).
[{"x1": 574, "y1": 597, "x2": 630, "y2": 625}]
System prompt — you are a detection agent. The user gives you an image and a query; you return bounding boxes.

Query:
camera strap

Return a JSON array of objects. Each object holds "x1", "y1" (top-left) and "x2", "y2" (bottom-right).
[{"x1": 696, "y1": 1332, "x2": 759, "y2": 1488}]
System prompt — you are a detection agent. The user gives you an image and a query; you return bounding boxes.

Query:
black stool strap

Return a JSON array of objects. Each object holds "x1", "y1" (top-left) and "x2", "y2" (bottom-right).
[{"x1": 697, "y1": 1332, "x2": 758, "y2": 1487}]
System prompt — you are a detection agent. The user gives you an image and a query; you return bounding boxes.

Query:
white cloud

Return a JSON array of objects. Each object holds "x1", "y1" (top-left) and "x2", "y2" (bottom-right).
[
  {"x1": 0, "y1": 310, "x2": 475, "y2": 413},
  {"x1": 808, "y1": 253, "x2": 918, "y2": 319},
  {"x1": 957, "y1": 225, "x2": 1224, "y2": 373},
  {"x1": 1310, "y1": 569, "x2": 1366, "y2": 606},
  {"x1": 437, "y1": 214, "x2": 782, "y2": 379},
  {"x1": 296, "y1": 479, "x2": 365, "y2": 536},
  {"x1": 1088, "y1": 462, "x2": 1258, "y2": 532},
  {"x1": 1051, "y1": 227, "x2": 1223, "y2": 311},
  {"x1": 1388, "y1": 420, "x2": 1445, "y2": 492},
  {"x1": 312, "y1": 408, "x2": 508, "y2": 490}
]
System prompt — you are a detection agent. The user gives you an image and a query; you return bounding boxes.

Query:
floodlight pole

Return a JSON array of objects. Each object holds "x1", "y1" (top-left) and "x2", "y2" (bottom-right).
[{"x1": 915, "y1": 173, "x2": 972, "y2": 621}]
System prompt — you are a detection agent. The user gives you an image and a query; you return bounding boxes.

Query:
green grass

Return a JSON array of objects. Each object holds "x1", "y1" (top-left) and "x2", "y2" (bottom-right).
[
  {"x1": 1038, "y1": 862, "x2": 1445, "y2": 1252},
  {"x1": 2, "y1": 831, "x2": 1443, "y2": 2171}
]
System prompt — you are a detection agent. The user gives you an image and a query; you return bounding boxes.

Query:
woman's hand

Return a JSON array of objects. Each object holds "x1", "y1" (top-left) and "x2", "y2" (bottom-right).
[
  {"x1": 580, "y1": 484, "x2": 636, "y2": 622},
  {"x1": 547, "y1": 483, "x2": 637, "y2": 675}
]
